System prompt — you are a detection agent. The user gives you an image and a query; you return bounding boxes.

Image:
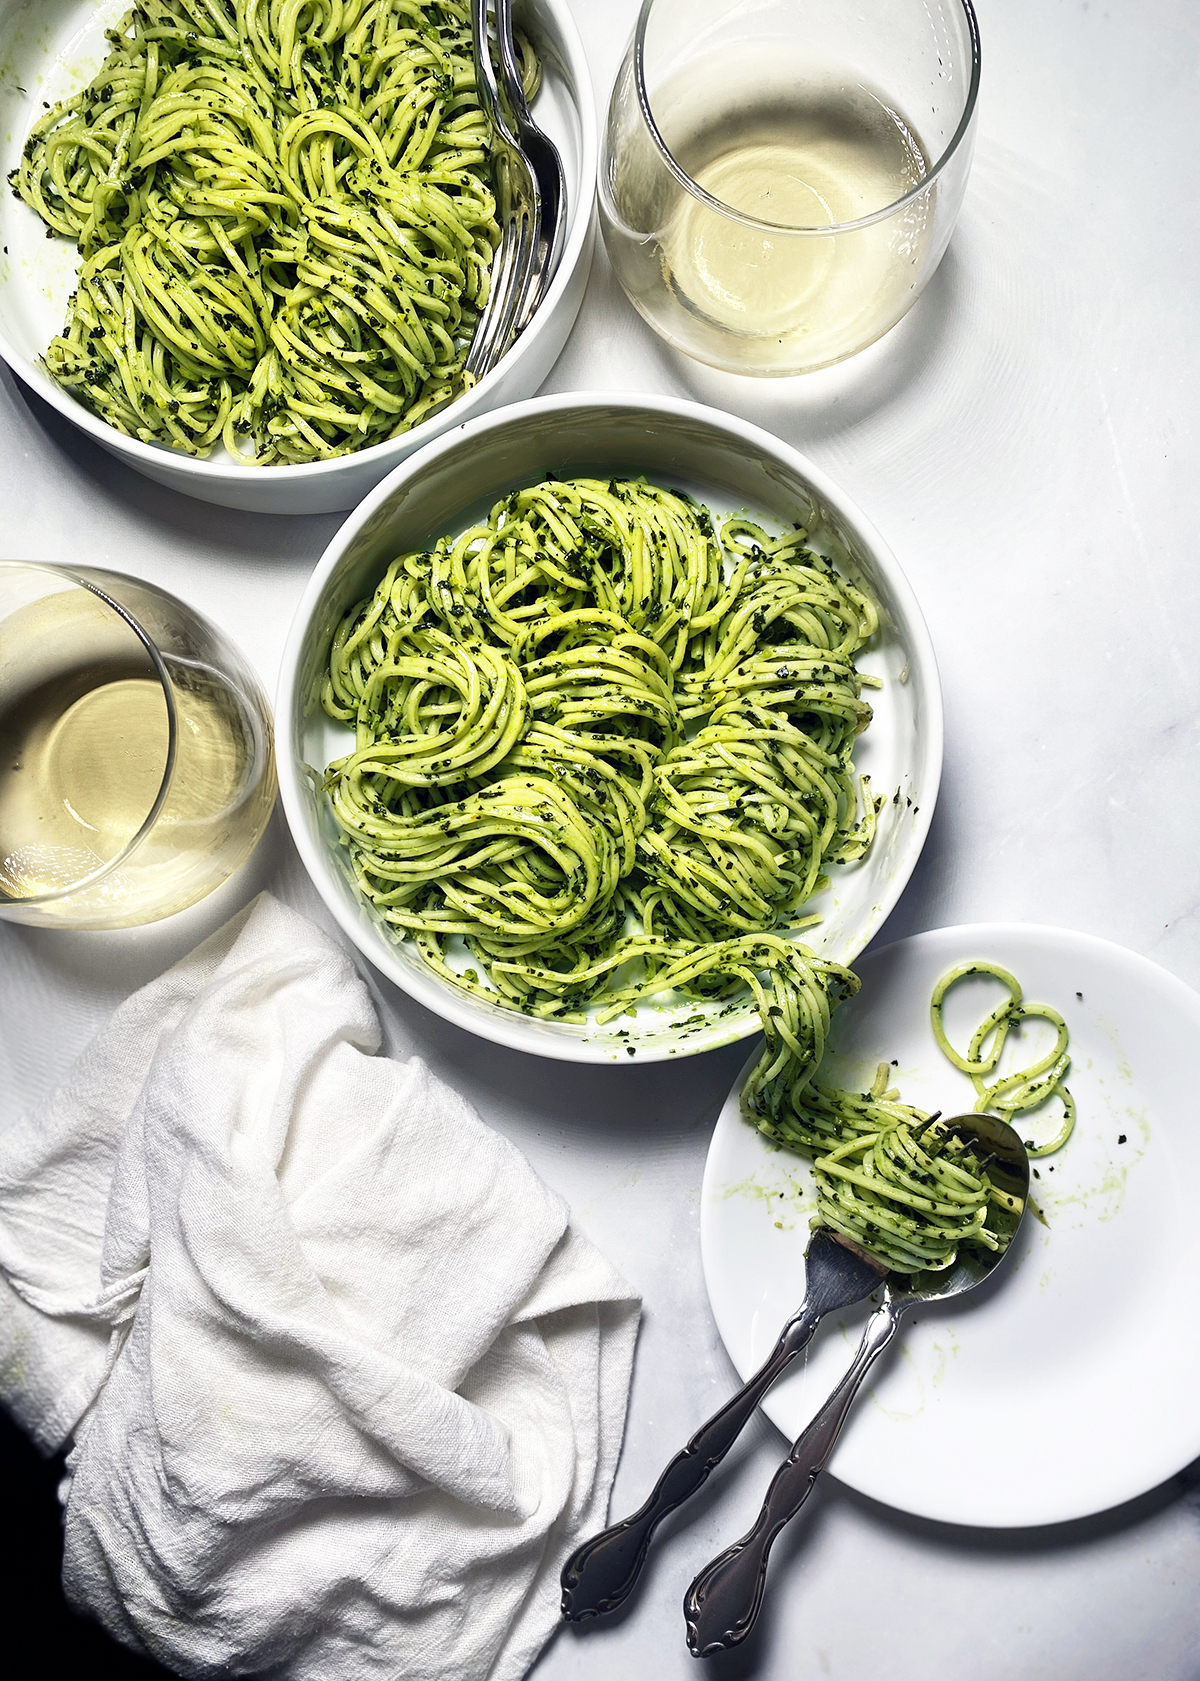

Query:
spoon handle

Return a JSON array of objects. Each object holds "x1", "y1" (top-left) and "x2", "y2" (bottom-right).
[
  {"x1": 559, "y1": 1302, "x2": 828, "y2": 1621},
  {"x1": 494, "y1": 0, "x2": 529, "y2": 117},
  {"x1": 683, "y1": 1300, "x2": 901, "y2": 1657}
]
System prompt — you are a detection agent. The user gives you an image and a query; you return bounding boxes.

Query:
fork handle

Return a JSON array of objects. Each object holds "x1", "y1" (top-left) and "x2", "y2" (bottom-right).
[
  {"x1": 559, "y1": 1303, "x2": 827, "y2": 1621},
  {"x1": 683, "y1": 1301, "x2": 900, "y2": 1657}
]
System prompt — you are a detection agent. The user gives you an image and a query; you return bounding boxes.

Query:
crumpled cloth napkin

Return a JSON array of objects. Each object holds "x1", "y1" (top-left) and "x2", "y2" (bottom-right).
[{"x1": 0, "y1": 893, "x2": 639, "y2": 1680}]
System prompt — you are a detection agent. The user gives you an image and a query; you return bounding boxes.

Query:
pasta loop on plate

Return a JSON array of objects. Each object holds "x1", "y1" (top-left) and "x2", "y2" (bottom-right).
[{"x1": 931, "y1": 960, "x2": 1076, "y2": 1157}]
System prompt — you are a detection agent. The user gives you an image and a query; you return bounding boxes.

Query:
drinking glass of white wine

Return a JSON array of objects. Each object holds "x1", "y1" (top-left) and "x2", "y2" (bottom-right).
[
  {"x1": 600, "y1": 0, "x2": 980, "y2": 376},
  {"x1": 0, "y1": 562, "x2": 275, "y2": 929}
]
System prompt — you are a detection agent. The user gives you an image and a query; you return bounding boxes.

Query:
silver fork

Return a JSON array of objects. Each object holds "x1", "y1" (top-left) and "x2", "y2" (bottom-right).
[{"x1": 467, "y1": 0, "x2": 542, "y2": 381}]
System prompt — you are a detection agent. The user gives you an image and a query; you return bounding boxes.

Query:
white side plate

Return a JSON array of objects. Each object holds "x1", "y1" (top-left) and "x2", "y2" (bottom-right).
[{"x1": 702, "y1": 923, "x2": 1200, "y2": 1527}]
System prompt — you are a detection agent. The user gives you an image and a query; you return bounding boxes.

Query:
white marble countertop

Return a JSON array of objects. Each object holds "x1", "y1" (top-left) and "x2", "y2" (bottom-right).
[{"x1": 3, "y1": 0, "x2": 1200, "y2": 1675}]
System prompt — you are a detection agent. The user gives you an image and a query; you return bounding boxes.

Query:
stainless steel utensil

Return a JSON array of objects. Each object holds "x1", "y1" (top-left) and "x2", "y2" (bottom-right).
[
  {"x1": 467, "y1": 0, "x2": 538, "y2": 381},
  {"x1": 560, "y1": 1228, "x2": 888, "y2": 1621},
  {"x1": 492, "y1": 0, "x2": 566, "y2": 327},
  {"x1": 466, "y1": 0, "x2": 565, "y2": 381},
  {"x1": 683, "y1": 1111, "x2": 1030, "y2": 1657}
]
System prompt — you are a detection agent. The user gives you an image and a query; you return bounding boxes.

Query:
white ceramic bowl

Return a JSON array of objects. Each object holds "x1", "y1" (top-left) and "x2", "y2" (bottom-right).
[
  {"x1": 278, "y1": 392, "x2": 944, "y2": 1062},
  {"x1": 0, "y1": 0, "x2": 595, "y2": 515}
]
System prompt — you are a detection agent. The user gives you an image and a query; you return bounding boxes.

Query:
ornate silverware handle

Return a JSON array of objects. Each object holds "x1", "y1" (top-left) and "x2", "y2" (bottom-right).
[
  {"x1": 559, "y1": 1304, "x2": 826, "y2": 1621},
  {"x1": 684, "y1": 1300, "x2": 901, "y2": 1657}
]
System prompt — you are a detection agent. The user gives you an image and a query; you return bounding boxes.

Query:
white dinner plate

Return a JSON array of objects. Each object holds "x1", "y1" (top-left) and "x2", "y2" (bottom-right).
[{"x1": 701, "y1": 923, "x2": 1200, "y2": 1528}]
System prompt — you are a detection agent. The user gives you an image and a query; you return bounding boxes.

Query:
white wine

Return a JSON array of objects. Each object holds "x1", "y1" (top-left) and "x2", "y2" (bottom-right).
[
  {"x1": 667, "y1": 83, "x2": 929, "y2": 339},
  {"x1": 603, "y1": 53, "x2": 935, "y2": 376},
  {"x1": 0, "y1": 666, "x2": 170, "y2": 897},
  {"x1": 0, "y1": 660, "x2": 253, "y2": 914},
  {"x1": 0, "y1": 572, "x2": 275, "y2": 928}
]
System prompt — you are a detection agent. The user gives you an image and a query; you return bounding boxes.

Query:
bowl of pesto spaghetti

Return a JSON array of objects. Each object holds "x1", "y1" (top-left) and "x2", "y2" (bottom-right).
[
  {"x1": 0, "y1": 0, "x2": 594, "y2": 515},
  {"x1": 278, "y1": 392, "x2": 943, "y2": 1062}
]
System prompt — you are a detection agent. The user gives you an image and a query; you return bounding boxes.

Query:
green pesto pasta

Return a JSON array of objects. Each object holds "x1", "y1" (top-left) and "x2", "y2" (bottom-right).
[
  {"x1": 9, "y1": 0, "x2": 536, "y2": 464},
  {"x1": 748, "y1": 962, "x2": 1073, "y2": 1272},
  {"x1": 322, "y1": 473, "x2": 884, "y2": 1091},
  {"x1": 930, "y1": 959, "x2": 1075, "y2": 1157}
]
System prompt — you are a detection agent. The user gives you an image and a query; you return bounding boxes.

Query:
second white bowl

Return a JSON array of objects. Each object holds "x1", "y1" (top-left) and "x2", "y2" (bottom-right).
[{"x1": 278, "y1": 392, "x2": 944, "y2": 1062}]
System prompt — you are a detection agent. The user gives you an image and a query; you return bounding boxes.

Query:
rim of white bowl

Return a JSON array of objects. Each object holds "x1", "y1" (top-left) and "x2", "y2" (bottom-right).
[
  {"x1": 277, "y1": 390, "x2": 945, "y2": 1061},
  {"x1": 0, "y1": 0, "x2": 596, "y2": 490}
]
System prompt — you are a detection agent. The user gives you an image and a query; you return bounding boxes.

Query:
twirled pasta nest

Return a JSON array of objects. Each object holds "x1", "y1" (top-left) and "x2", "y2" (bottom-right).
[
  {"x1": 754, "y1": 1069, "x2": 1010, "y2": 1273},
  {"x1": 322, "y1": 474, "x2": 883, "y2": 1075},
  {"x1": 10, "y1": 0, "x2": 532, "y2": 463}
]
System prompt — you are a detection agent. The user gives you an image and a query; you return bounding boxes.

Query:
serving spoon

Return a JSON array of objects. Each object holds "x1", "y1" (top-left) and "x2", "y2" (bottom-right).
[
  {"x1": 560, "y1": 1226, "x2": 889, "y2": 1621},
  {"x1": 491, "y1": 0, "x2": 565, "y2": 328},
  {"x1": 466, "y1": 0, "x2": 565, "y2": 381},
  {"x1": 683, "y1": 1110, "x2": 1030, "y2": 1657}
]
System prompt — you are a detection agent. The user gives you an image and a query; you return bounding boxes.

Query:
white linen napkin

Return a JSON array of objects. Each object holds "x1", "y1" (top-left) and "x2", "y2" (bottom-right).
[{"x1": 0, "y1": 892, "x2": 639, "y2": 1680}]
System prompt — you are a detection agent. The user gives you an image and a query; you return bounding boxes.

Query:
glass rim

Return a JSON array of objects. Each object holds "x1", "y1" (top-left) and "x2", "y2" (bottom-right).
[
  {"x1": 632, "y1": 0, "x2": 982, "y2": 236},
  {"x1": 0, "y1": 560, "x2": 178, "y2": 907}
]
